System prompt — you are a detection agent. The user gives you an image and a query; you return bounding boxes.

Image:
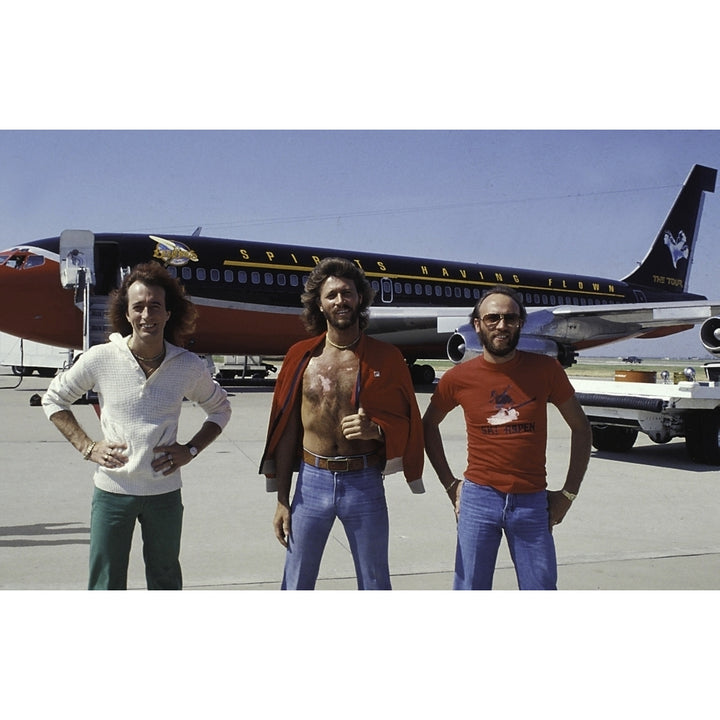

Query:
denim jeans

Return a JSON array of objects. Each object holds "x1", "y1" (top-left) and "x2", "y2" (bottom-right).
[
  {"x1": 282, "y1": 461, "x2": 391, "y2": 590},
  {"x1": 88, "y1": 487, "x2": 184, "y2": 590},
  {"x1": 454, "y1": 481, "x2": 557, "y2": 590}
]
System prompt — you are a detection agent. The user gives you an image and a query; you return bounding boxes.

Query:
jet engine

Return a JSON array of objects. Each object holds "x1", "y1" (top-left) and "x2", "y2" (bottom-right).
[
  {"x1": 700, "y1": 317, "x2": 720, "y2": 354},
  {"x1": 446, "y1": 323, "x2": 577, "y2": 368}
]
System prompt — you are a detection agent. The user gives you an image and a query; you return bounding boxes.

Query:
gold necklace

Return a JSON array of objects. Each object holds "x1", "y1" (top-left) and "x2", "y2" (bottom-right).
[
  {"x1": 326, "y1": 334, "x2": 361, "y2": 350},
  {"x1": 128, "y1": 341, "x2": 165, "y2": 363}
]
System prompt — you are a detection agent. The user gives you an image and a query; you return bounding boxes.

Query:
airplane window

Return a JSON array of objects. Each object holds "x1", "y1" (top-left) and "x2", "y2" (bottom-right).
[
  {"x1": 197, "y1": 268, "x2": 207, "y2": 281},
  {"x1": 426, "y1": 285, "x2": 433, "y2": 297},
  {"x1": 473, "y1": 289, "x2": 480, "y2": 299},
  {"x1": 542, "y1": 294, "x2": 548, "y2": 304},
  {"x1": 4, "y1": 254, "x2": 25, "y2": 268},
  {"x1": 211, "y1": 269, "x2": 220, "y2": 282},
  {"x1": 454, "y1": 288, "x2": 462, "y2": 298},
  {"x1": 224, "y1": 270, "x2": 234, "y2": 282},
  {"x1": 415, "y1": 283, "x2": 423, "y2": 295},
  {"x1": 464, "y1": 288, "x2": 471, "y2": 299},
  {"x1": 405, "y1": 283, "x2": 412, "y2": 295},
  {"x1": 444, "y1": 287, "x2": 452, "y2": 298},
  {"x1": 238, "y1": 271, "x2": 248, "y2": 283},
  {"x1": 550, "y1": 296, "x2": 557, "y2": 305},
  {"x1": 394, "y1": 282, "x2": 402, "y2": 294},
  {"x1": 290, "y1": 275, "x2": 299, "y2": 287},
  {"x1": 182, "y1": 267, "x2": 192, "y2": 280},
  {"x1": 251, "y1": 272, "x2": 260, "y2": 284},
  {"x1": 264, "y1": 272, "x2": 274, "y2": 285},
  {"x1": 278, "y1": 274, "x2": 287, "y2": 286},
  {"x1": 23, "y1": 255, "x2": 45, "y2": 269},
  {"x1": 371, "y1": 280, "x2": 380, "y2": 292}
]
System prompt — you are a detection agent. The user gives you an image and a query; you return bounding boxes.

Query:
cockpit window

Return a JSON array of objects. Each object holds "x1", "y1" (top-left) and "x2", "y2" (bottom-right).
[
  {"x1": 23, "y1": 255, "x2": 45, "y2": 269},
  {"x1": 0, "y1": 252, "x2": 46, "y2": 269}
]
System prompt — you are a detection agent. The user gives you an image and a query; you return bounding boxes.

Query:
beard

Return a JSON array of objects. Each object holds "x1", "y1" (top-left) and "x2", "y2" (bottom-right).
[
  {"x1": 325, "y1": 305, "x2": 360, "y2": 331},
  {"x1": 479, "y1": 325, "x2": 521, "y2": 359}
]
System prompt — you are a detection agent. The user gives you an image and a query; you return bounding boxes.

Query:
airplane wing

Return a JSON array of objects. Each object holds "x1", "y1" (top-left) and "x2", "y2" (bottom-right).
[
  {"x1": 423, "y1": 300, "x2": 720, "y2": 366},
  {"x1": 526, "y1": 300, "x2": 720, "y2": 349}
]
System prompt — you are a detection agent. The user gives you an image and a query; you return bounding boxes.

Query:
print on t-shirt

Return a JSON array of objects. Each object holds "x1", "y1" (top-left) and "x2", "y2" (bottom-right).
[{"x1": 486, "y1": 385, "x2": 536, "y2": 426}]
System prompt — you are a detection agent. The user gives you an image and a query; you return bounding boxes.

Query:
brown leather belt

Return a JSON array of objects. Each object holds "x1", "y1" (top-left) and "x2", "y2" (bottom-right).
[{"x1": 302, "y1": 449, "x2": 383, "y2": 473}]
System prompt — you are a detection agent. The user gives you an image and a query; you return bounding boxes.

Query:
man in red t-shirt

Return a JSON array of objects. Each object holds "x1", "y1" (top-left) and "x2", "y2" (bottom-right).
[{"x1": 423, "y1": 285, "x2": 591, "y2": 589}]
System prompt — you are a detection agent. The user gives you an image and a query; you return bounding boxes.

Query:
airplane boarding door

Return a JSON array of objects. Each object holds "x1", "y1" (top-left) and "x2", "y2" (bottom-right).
[{"x1": 380, "y1": 277, "x2": 394, "y2": 303}]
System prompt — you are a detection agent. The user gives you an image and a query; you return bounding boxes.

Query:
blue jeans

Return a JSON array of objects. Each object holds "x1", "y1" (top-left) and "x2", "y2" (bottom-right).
[
  {"x1": 454, "y1": 481, "x2": 557, "y2": 590},
  {"x1": 282, "y1": 462, "x2": 391, "y2": 590},
  {"x1": 88, "y1": 487, "x2": 184, "y2": 590}
]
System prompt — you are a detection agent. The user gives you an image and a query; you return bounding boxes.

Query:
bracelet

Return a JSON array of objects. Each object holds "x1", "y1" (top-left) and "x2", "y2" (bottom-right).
[
  {"x1": 83, "y1": 441, "x2": 96, "y2": 461},
  {"x1": 444, "y1": 478, "x2": 460, "y2": 493}
]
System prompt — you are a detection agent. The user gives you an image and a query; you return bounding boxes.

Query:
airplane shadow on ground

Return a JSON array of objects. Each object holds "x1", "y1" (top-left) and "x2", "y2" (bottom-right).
[
  {"x1": 592, "y1": 443, "x2": 718, "y2": 473},
  {"x1": 0, "y1": 522, "x2": 90, "y2": 547}
]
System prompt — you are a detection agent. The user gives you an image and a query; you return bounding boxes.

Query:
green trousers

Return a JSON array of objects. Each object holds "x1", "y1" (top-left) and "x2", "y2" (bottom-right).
[{"x1": 88, "y1": 487, "x2": 184, "y2": 590}]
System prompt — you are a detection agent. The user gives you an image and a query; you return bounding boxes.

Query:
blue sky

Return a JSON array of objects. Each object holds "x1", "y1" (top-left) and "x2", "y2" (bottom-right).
[{"x1": 2, "y1": 129, "x2": 719, "y2": 359}]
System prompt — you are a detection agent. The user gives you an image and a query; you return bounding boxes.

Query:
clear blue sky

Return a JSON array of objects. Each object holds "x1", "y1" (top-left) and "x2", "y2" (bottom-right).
[{"x1": 2, "y1": 130, "x2": 719, "y2": 359}]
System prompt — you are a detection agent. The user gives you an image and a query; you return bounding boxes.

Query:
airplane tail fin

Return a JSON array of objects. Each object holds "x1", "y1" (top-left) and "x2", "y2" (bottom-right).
[{"x1": 622, "y1": 164, "x2": 716, "y2": 294}]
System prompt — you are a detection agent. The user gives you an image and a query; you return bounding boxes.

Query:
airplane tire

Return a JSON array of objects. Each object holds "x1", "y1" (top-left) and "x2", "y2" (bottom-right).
[
  {"x1": 685, "y1": 412, "x2": 705, "y2": 463},
  {"x1": 410, "y1": 363, "x2": 435, "y2": 385},
  {"x1": 591, "y1": 425, "x2": 638, "y2": 452},
  {"x1": 700, "y1": 410, "x2": 720, "y2": 465}
]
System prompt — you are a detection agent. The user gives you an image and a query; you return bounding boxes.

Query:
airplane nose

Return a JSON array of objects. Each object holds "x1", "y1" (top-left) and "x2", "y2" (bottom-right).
[{"x1": 0, "y1": 251, "x2": 82, "y2": 347}]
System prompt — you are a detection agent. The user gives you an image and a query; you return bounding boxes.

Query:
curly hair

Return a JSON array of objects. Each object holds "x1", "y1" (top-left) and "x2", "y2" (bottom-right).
[
  {"x1": 470, "y1": 284, "x2": 527, "y2": 323},
  {"x1": 300, "y1": 257, "x2": 376, "y2": 335},
  {"x1": 107, "y1": 261, "x2": 198, "y2": 345}
]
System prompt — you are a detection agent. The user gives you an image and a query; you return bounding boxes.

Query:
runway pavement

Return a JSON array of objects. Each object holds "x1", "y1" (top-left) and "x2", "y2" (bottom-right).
[{"x1": 2, "y1": 367, "x2": 720, "y2": 591}]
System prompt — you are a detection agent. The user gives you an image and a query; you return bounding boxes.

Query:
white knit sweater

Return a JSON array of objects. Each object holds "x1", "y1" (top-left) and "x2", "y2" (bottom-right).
[{"x1": 42, "y1": 333, "x2": 231, "y2": 496}]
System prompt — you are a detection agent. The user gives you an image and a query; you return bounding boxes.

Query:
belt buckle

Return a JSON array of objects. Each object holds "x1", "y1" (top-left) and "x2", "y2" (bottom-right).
[{"x1": 328, "y1": 457, "x2": 351, "y2": 472}]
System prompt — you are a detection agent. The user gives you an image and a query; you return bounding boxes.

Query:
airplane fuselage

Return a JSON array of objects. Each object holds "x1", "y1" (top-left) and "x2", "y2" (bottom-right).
[{"x1": 0, "y1": 232, "x2": 706, "y2": 358}]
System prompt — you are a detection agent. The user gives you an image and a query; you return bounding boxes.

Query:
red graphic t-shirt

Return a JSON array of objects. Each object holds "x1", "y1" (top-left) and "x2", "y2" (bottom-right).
[{"x1": 430, "y1": 351, "x2": 575, "y2": 493}]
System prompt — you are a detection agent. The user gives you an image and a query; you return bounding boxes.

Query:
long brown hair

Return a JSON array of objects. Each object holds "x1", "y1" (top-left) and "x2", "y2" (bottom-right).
[
  {"x1": 300, "y1": 257, "x2": 375, "y2": 335},
  {"x1": 108, "y1": 261, "x2": 198, "y2": 345}
]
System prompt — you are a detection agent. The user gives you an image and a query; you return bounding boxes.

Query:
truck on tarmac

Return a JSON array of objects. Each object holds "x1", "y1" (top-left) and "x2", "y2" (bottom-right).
[
  {"x1": 572, "y1": 359, "x2": 720, "y2": 466},
  {"x1": 0, "y1": 332, "x2": 72, "y2": 377}
]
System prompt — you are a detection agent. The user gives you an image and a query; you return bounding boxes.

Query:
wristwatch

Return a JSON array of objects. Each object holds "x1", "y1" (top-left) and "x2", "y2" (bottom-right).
[
  {"x1": 561, "y1": 489, "x2": 577, "y2": 502},
  {"x1": 186, "y1": 443, "x2": 199, "y2": 458}
]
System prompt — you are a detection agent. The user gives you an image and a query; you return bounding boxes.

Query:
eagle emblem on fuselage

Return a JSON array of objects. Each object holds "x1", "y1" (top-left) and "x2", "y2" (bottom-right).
[{"x1": 150, "y1": 236, "x2": 199, "y2": 267}]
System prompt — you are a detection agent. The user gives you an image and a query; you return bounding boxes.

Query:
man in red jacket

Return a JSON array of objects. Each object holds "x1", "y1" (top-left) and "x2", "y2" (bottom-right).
[{"x1": 260, "y1": 257, "x2": 424, "y2": 590}]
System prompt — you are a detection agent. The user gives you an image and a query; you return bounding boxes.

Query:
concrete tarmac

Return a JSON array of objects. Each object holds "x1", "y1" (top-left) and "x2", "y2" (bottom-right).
[{"x1": 2, "y1": 367, "x2": 720, "y2": 591}]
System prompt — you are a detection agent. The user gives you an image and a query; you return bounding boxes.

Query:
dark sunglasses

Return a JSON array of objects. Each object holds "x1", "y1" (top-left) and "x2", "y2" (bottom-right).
[{"x1": 480, "y1": 313, "x2": 522, "y2": 328}]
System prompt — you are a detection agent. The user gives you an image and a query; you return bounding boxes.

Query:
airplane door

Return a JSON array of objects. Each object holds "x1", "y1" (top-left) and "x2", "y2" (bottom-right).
[
  {"x1": 380, "y1": 277, "x2": 394, "y2": 303},
  {"x1": 94, "y1": 241, "x2": 120, "y2": 295}
]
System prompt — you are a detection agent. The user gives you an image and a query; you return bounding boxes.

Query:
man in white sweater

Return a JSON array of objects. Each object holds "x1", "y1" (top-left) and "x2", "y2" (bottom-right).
[{"x1": 43, "y1": 262, "x2": 231, "y2": 590}]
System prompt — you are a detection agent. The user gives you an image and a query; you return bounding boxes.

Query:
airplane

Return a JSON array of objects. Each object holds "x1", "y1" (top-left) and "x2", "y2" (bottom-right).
[{"x1": 1, "y1": 163, "x2": 720, "y2": 384}]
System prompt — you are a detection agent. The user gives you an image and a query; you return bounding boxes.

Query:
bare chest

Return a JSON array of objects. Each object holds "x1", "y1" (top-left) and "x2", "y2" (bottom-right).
[{"x1": 303, "y1": 354, "x2": 359, "y2": 414}]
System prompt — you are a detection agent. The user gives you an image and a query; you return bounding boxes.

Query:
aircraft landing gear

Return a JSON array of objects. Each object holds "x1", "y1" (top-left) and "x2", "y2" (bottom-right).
[{"x1": 408, "y1": 362, "x2": 435, "y2": 385}]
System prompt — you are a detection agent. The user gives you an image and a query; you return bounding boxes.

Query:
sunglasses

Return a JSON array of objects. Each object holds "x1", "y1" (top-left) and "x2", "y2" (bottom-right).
[{"x1": 479, "y1": 313, "x2": 522, "y2": 328}]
